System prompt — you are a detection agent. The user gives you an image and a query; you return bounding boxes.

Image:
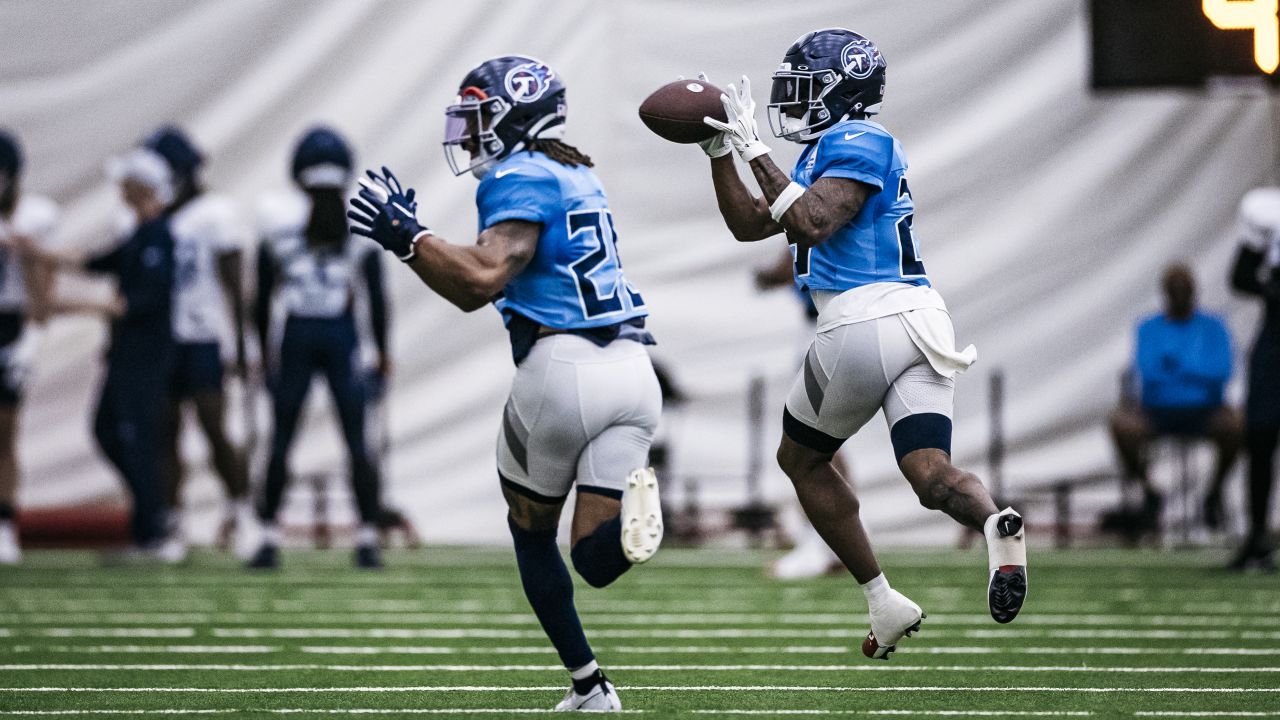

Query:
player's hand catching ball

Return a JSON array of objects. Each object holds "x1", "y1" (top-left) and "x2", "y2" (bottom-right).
[
  {"x1": 703, "y1": 75, "x2": 771, "y2": 162},
  {"x1": 348, "y1": 167, "x2": 429, "y2": 262},
  {"x1": 678, "y1": 72, "x2": 731, "y2": 159}
]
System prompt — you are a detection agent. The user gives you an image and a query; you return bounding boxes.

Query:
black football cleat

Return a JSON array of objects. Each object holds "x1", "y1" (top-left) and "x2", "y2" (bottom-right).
[
  {"x1": 985, "y1": 508, "x2": 1027, "y2": 624},
  {"x1": 246, "y1": 543, "x2": 279, "y2": 570},
  {"x1": 354, "y1": 544, "x2": 384, "y2": 570}
]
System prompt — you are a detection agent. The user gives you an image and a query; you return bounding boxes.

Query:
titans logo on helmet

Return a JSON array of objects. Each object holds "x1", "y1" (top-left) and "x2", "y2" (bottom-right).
[
  {"x1": 504, "y1": 62, "x2": 556, "y2": 104},
  {"x1": 841, "y1": 41, "x2": 880, "y2": 80}
]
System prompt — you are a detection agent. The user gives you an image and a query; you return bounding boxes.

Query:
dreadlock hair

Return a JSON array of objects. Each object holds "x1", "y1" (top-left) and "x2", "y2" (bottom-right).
[{"x1": 525, "y1": 138, "x2": 593, "y2": 168}]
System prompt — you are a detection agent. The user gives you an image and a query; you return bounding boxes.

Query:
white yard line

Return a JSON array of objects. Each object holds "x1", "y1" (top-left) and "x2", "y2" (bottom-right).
[
  {"x1": 1, "y1": 663, "x2": 1278, "y2": 673},
  {"x1": 0, "y1": 685, "x2": 1276, "y2": 694},
  {"x1": 696, "y1": 707, "x2": 1095, "y2": 712},
  {"x1": 4, "y1": 612, "x2": 1280, "y2": 627},
  {"x1": 201, "y1": 627, "x2": 1280, "y2": 641},
  {"x1": 3, "y1": 645, "x2": 279, "y2": 654}
]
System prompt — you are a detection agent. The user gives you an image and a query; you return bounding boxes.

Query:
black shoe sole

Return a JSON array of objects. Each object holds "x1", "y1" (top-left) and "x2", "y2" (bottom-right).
[{"x1": 989, "y1": 566, "x2": 1027, "y2": 624}]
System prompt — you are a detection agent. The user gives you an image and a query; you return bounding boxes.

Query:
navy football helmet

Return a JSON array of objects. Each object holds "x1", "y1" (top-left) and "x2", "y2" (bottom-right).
[
  {"x1": 443, "y1": 55, "x2": 566, "y2": 178},
  {"x1": 767, "y1": 28, "x2": 886, "y2": 143},
  {"x1": 0, "y1": 129, "x2": 21, "y2": 180},
  {"x1": 291, "y1": 126, "x2": 354, "y2": 189}
]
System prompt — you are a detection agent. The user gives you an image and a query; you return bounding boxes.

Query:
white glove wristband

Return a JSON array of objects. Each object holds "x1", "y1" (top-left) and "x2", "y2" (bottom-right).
[
  {"x1": 739, "y1": 140, "x2": 771, "y2": 163},
  {"x1": 400, "y1": 229, "x2": 433, "y2": 263},
  {"x1": 769, "y1": 182, "x2": 806, "y2": 222}
]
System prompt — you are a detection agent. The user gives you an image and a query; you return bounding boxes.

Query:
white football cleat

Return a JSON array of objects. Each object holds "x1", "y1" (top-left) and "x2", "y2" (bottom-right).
[
  {"x1": 770, "y1": 525, "x2": 842, "y2": 579},
  {"x1": 985, "y1": 507, "x2": 1028, "y2": 624},
  {"x1": 555, "y1": 675, "x2": 622, "y2": 712},
  {"x1": 0, "y1": 520, "x2": 21, "y2": 565},
  {"x1": 621, "y1": 468, "x2": 662, "y2": 564},
  {"x1": 862, "y1": 589, "x2": 924, "y2": 660}
]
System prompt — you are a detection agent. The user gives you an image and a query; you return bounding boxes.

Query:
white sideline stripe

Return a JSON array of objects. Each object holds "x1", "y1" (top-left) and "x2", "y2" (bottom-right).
[
  {"x1": 1136, "y1": 707, "x2": 1280, "y2": 712},
  {"x1": 294, "y1": 645, "x2": 850, "y2": 655},
  {"x1": 0, "y1": 707, "x2": 232, "y2": 712},
  {"x1": 3, "y1": 663, "x2": 1280, "y2": 674},
  {"x1": 0, "y1": 707, "x2": 637, "y2": 712},
  {"x1": 204, "y1": 627, "x2": 1280, "y2": 641},
  {"x1": 4, "y1": 645, "x2": 278, "y2": 654},
  {"x1": 696, "y1": 707, "x2": 1095, "y2": 712},
  {"x1": 24, "y1": 629, "x2": 196, "y2": 638},
  {"x1": 1, "y1": 686, "x2": 1277, "y2": 694},
  {"x1": 9, "y1": 612, "x2": 1280, "y2": 628},
  {"x1": 13, "y1": 644, "x2": 1278, "y2": 658}
]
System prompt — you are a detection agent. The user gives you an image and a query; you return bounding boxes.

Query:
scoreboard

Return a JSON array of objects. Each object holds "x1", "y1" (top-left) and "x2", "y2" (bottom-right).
[{"x1": 1091, "y1": 0, "x2": 1280, "y2": 89}]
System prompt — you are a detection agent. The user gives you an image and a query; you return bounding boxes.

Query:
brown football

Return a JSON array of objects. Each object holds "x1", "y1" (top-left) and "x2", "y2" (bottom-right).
[{"x1": 639, "y1": 79, "x2": 728, "y2": 144}]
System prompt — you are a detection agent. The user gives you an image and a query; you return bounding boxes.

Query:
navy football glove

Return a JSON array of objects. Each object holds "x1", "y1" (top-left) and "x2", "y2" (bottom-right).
[{"x1": 348, "y1": 167, "x2": 428, "y2": 262}]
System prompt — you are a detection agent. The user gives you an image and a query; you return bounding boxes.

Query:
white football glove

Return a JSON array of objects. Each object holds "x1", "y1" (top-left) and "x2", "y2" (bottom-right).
[
  {"x1": 703, "y1": 75, "x2": 771, "y2": 162},
  {"x1": 678, "y1": 72, "x2": 732, "y2": 159}
]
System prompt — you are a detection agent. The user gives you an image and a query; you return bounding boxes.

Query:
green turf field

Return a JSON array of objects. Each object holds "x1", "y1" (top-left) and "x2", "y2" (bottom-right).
[{"x1": 0, "y1": 546, "x2": 1277, "y2": 718}]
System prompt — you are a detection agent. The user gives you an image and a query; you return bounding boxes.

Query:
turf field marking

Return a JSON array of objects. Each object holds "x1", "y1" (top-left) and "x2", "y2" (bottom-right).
[
  {"x1": 7, "y1": 611, "x2": 1280, "y2": 627},
  {"x1": 293, "y1": 645, "x2": 850, "y2": 655},
  {"x1": 1134, "y1": 714, "x2": 1280, "y2": 717},
  {"x1": 1136, "y1": 707, "x2": 1280, "y2": 712},
  {"x1": 3, "y1": 645, "x2": 279, "y2": 654},
  {"x1": 22, "y1": 629, "x2": 195, "y2": 638},
  {"x1": 3, "y1": 663, "x2": 1280, "y2": 673},
  {"x1": 9, "y1": 643, "x2": 1279, "y2": 658},
  {"x1": 696, "y1": 707, "x2": 1095, "y2": 712},
  {"x1": 204, "y1": 627, "x2": 1279, "y2": 641},
  {"x1": 0, "y1": 707, "x2": 640, "y2": 712},
  {"x1": 1, "y1": 686, "x2": 1277, "y2": 694}
]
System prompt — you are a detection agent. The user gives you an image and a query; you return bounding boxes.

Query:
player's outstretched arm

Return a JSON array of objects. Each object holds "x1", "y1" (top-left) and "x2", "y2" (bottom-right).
[
  {"x1": 705, "y1": 76, "x2": 871, "y2": 247},
  {"x1": 403, "y1": 220, "x2": 537, "y2": 313},
  {"x1": 708, "y1": 155, "x2": 783, "y2": 242},
  {"x1": 347, "y1": 167, "x2": 536, "y2": 313}
]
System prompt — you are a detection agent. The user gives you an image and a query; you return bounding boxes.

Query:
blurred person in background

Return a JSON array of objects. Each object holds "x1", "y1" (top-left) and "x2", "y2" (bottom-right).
[
  {"x1": 247, "y1": 126, "x2": 389, "y2": 571},
  {"x1": 0, "y1": 129, "x2": 59, "y2": 564},
  {"x1": 1230, "y1": 187, "x2": 1280, "y2": 571},
  {"x1": 1108, "y1": 264, "x2": 1241, "y2": 537},
  {"x1": 32, "y1": 145, "x2": 181, "y2": 560},
  {"x1": 142, "y1": 126, "x2": 253, "y2": 557},
  {"x1": 755, "y1": 248, "x2": 843, "y2": 579}
]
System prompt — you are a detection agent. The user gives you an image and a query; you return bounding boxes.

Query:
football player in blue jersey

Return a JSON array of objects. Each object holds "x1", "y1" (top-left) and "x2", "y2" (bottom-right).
[
  {"x1": 697, "y1": 28, "x2": 1028, "y2": 658},
  {"x1": 348, "y1": 56, "x2": 663, "y2": 711}
]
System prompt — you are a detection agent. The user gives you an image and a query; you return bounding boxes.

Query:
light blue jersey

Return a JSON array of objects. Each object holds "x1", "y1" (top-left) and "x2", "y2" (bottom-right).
[
  {"x1": 790, "y1": 119, "x2": 929, "y2": 293},
  {"x1": 477, "y1": 151, "x2": 647, "y2": 331}
]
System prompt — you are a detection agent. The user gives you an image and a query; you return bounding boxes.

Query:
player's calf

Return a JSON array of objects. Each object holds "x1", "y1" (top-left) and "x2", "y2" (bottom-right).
[{"x1": 984, "y1": 507, "x2": 1027, "y2": 623}]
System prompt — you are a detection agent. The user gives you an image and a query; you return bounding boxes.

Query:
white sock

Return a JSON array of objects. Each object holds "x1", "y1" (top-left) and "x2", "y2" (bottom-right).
[
  {"x1": 860, "y1": 573, "x2": 892, "y2": 608},
  {"x1": 355, "y1": 523, "x2": 379, "y2": 547},
  {"x1": 261, "y1": 523, "x2": 282, "y2": 546},
  {"x1": 570, "y1": 659, "x2": 600, "y2": 681}
]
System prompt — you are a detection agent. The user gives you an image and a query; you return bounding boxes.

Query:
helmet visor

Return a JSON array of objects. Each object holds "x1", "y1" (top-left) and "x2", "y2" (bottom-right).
[
  {"x1": 767, "y1": 69, "x2": 840, "y2": 141},
  {"x1": 442, "y1": 96, "x2": 507, "y2": 177}
]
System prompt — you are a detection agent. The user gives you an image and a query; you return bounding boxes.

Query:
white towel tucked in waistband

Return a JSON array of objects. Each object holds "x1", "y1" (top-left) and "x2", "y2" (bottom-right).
[{"x1": 898, "y1": 307, "x2": 977, "y2": 378}]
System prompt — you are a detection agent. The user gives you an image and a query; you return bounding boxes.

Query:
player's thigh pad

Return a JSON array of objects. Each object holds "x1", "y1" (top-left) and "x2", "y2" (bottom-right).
[
  {"x1": 882, "y1": 315, "x2": 956, "y2": 461},
  {"x1": 574, "y1": 348, "x2": 662, "y2": 497},
  {"x1": 498, "y1": 335, "x2": 659, "y2": 502},
  {"x1": 784, "y1": 316, "x2": 917, "y2": 452}
]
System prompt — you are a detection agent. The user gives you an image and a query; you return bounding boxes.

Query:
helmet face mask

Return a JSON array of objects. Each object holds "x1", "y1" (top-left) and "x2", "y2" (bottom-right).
[
  {"x1": 441, "y1": 56, "x2": 566, "y2": 180},
  {"x1": 767, "y1": 29, "x2": 886, "y2": 144},
  {"x1": 444, "y1": 94, "x2": 511, "y2": 179}
]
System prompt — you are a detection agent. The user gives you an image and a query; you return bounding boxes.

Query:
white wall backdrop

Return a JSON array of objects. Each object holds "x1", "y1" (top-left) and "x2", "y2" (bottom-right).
[{"x1": 4, "y1": 0, "x2": 1278, "y2": 543}]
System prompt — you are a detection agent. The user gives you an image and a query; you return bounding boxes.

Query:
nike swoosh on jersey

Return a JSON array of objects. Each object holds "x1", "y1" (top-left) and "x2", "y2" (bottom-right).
[
  {"x1": 495, "y1": 168, "x2": 521, "y2": 179},
  {"x1": 844, "y1": 131, "x2": 867, "y2": 140}
]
